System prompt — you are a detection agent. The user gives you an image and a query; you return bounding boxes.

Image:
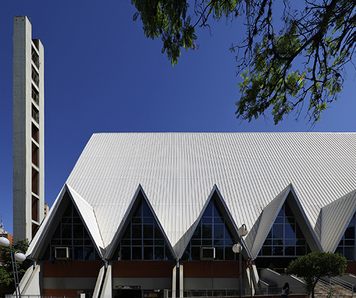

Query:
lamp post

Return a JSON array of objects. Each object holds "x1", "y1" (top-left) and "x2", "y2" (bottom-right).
[
  {"x1": 0, "y1": 237, "x2": 26, "y2": 298},
  {"x1": 232, "y1": 224, "x2": 248, "y2": 298}
]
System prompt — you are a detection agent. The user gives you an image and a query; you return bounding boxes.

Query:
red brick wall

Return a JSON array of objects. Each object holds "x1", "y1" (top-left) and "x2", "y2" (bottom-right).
[
  {"x1": 112, "y1": 261, "x2": 175, "y2": 278},
  {"x1": 43, "y1": 260, "x2": 102, "y2": 277},
  {"x1": 183, "y1": 261, "x2": 242, "y2": 278}
]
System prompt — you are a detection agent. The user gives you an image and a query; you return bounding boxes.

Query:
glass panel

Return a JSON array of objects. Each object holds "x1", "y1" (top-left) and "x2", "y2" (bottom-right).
[
  {"x1": 51, "y1": 239, "x2": 60, "y2": 246},
  {"x1": 296, "y1": 223, "x2": 304, "y2": 238},
  {"x1": 74, "y1": 239, "x2": 83, "y2": 245},
  {"x1": 192, "y1": 224, "x2": 201, "y2": 238},
  {"x1": 84, "y1": 247, "x2": 95, "y2": 260},
  {"x1": 275, "y1": 217, "x2": 283, "y2": 223},
  {"x1": 154, "y1": 247, "x2": 164, "y2": 260},
  {"x1": 191, "y1": 239, "x2": 201, "y2": 245},
  {"x1": 144, "y1": 247, "x2": 153, "y2": 260},
  {"x1": 345, "y1": 227, "x2": 355, "y2": 239},
  {"x1": 121, "y1": 239, "x2": 130, "y2": 245},
  {"x1": 214, "y1": 239, "x2": 223, "y2": 245},
  {"x1": 264, "y1": 239, "x2": 272, "y2": 245},
  {"x1": 132, "y1": 225, "x2": 142, "y2": 238},
  {"x1": 202, "y1": 217, "x2": 212, "y2": 223},
  {"x1": 154, "y1": 227, "x2": 164, "y2": 239},
  {"x1": 133, "y1": 204, "x2": 142, "y2": 218},
  {"x1": 143, "y1": 217, "x2": 154, "y2": 224},
  {"x1": 132, "y1": 239, "x2": 142, "y2": 245},
  {"x1": 53, "y1": 225, "x2": 61, "y2": 238},
  {"x1": 143, "y1": 240, "x2": 153, "y2": 245},
  {"x1": 155, "y1": 239, "x2": 164, "y2": 245},
  {"x1": 273, "y1": 224, "x2": 283, "y2": 239},
  {"x1": 285, "y1": 246, "x2": 295, "y2": 256},
  {"x1": 215, "y1": 247, "x2": 223, "y2": 260},
  {"x1": 132, "y1": 247, "x2": 142, "y2": 260},
  {"x1": 202, "y1": 239, "x2": 212, "y2": 245},
  {"x1": 73, "y1": 225, "x2": 83, "y2": 238},
  {"x1": 296, "y1": 246, "x2": 306, "y2": 255},
  {"x1": 296, "y1": 239, "x2": 305, "y2": 245},
  {"x1": 273, "y1": 246, "x2": 283, "y2": 256},
  {"x1": 132, "y1": 217, "x2": 142, "y2": 223},
  {"x1": 165, "y1": 245, "x2": 173, "y2": 260},
  {"x1": 284, "y1": 223, "x2": 296, "y2": 238},
  {"x1": 273, "y1": 239, "x2": 283, "y2": 246},
  {"x1": 277, "y1": 207, "x2": 284, "y2": 217},
  {"x1": 204, "y1": 201, "x2": 213, "y2": 217},
  {"x1": 62, "y1": 239, "x2": 71, "y2": 246},
  {"x1": 285, "y1": 239, "x2": 295, "y2": 246},
  {"x1": 345, "y1": 247, "x2": 354, "y2": 261},
  {"x1": 73, "y1": 217, "x2": 82, "y2": 224},
  {"x1": 74, "y1": 247, "x2": 83, "y2": 260},
  {"x1": 84, "y1": 229, "x2": 91, "y2": 239},
  {"x1": 202, "y1": 224, "x2": 212, "y2": 238},
  {"x1": 335, "y1": 247, "x2": 343, "y2": 255},
  {"x1": 284, "y1": 203, "x2": 293, "y2": 216},
  {"x1": 225, "y1": 247, "x2": 234, "y2": 260},
  {"x1": 345, "y1": 240, "x2": 354, "y2": 246},
  {"x1": 123, "y1": 225, "x2": 131, "y2": 239},
  {"x1": 62, "y1": 224, "x2": 71, "y2": 238},
  {"x1": 121, "y1": 247, "x2": 131, "y2": 260},
  {"x1": 142, "y1": 201, "x2": 151, "y2": 217},
  {"x1": 191, "y1": 247, "x2": 200, "y2": 260},
  {"x1": 262, "y1": 247, "x2": 272, "y2": 255},
  {"x1": 214, "y1": 224, "x2": 224, "y2": 239},
  {"x1": 143, "y1": 224, "x2": 153, "y2": 238},
  {"x1": 266, "y1": 231, "x2": 272, "y2": 239}
]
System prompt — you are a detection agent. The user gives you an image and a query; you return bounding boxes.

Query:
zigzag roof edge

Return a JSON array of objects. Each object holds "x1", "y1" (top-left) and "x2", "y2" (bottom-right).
[
  {"x1": 27, "y1": 184, "x2": 68, "y2": 259},
  {"x1": 321, "y1": 189, "x2": 356, "y2": 252},
  {"x1": 66, "y1": 184, "x2": 106, "y2": 258}
]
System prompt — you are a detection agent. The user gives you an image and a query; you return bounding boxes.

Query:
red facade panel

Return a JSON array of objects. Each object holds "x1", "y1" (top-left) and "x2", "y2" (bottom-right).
[
  {"x1": 112, "y1": 261, "x2": 175, "y2": 278},
  {"x1": 43, "y1": 260, "x2": 102, "y2": 278}
]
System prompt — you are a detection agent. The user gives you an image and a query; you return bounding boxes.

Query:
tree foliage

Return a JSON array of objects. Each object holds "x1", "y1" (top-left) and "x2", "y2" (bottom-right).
[
  {"x1": 0, "y1": 239, "x2": 30, "y2": 290},
  {"x1": 131, "y1": 0, "x2": 356, "y2": 124},
  {"x1": 286, "y1": 252, "x2": 347, "y2": 298}
]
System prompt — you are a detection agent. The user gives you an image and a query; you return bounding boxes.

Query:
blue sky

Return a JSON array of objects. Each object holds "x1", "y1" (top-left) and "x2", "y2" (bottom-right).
[{"x1": 1, "y1": 1, "x2": 355, "y2": 235}]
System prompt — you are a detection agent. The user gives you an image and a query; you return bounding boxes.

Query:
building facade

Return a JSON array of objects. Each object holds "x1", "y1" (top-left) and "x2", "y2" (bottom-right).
[
  {"x1": 20, "y1": 133, "x2": 356, "y2": 297},
  {"x1": 13, "y1": 16, "x2": 45, "y2": 241}
]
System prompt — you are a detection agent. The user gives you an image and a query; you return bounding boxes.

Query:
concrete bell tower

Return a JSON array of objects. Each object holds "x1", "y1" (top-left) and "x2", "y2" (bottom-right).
[{"x1": 13, "y1": 16, "x2": 44, "y2": 241}]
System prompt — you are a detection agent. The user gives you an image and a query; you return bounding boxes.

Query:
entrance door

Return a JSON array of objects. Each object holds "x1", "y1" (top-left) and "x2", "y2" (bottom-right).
[{"x1": 115, "y1": 289, "x2": 142, "y2": 298}]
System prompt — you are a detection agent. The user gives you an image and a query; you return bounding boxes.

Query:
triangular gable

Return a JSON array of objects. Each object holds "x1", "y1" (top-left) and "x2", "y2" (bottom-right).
[
  {"x1": 320, "y1": 189, "x2": 356, "y2": 252},
  {"x1": 27, "y1": 184, "x2": 105, "y2": 259},
  {"x1": 27, "y1": 184, "x2": 68, "y2": 259},
  {"x1": 247, "y1": 185, "x2": 289, "y2": 259},
  {"x1": 105, "y1": 185, "x2": 176, "y2": 260},
  {"x1": 177, "y1": 185, "x2": 251, "y2": 260},
  {"x1": 66, "y1": 185, "x2": 105, "y2": 257},
  {"x1": 248, "y1": 184, "x2": 321, "y2": 259}
]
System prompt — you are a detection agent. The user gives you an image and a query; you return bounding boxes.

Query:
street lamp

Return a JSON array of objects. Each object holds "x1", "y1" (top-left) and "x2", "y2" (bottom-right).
[
  {"x1": 0, "y1": 237, "x2": 26, "y2": 298},
  {"x1": 232, "y1": 224, "x2": 248, "y2": 298}
]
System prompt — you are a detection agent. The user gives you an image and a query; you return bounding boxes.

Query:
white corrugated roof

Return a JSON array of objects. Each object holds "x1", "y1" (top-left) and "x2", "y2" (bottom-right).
[{"x1": 28, "y1": 132, "x2": 356, "y2": 258}]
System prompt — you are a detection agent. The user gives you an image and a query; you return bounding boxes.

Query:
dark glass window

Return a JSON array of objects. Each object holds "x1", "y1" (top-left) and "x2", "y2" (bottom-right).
[
  {"x1": 259, "y1": 203, "x2": 310, "y2": 257},
  {"x1": 118, "y1": 199, "x2": 174, "y2": 261},
  {"x1": 47, "y1": 201, "x2": 100, "y2": 260},
  {"x1": 336, "y1": 213, "x2": 355, "y2": 261},
  {"x1": 182, "y1": 199, "x2": 236, "y2": 261}
]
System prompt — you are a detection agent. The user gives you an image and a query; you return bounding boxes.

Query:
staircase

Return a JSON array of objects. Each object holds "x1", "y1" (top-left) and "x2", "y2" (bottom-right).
[{"x1": 313, "y1": 277, "x2": 354, "y2": 298}]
